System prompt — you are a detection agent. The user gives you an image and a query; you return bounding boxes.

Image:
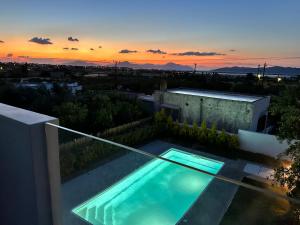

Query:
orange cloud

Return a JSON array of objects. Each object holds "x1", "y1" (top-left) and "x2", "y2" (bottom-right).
[{"x1": 0, "y1": 36, "x2": 299, "y2": 68}]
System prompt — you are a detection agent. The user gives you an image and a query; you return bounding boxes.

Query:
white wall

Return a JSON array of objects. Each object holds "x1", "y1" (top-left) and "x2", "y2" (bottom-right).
[
  {"x1": 238, "y1": 129, "x2": 290, "y2": 158},
  {"x1": 0, "y1": 103, "x2": 62, "y2": 225}
]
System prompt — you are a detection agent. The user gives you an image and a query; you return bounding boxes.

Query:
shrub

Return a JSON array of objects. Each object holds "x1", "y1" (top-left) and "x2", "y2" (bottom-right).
[
  {"x1": 228, "y1": 134, "x2": 239, "y2": 150},
  {"x1": 216, "y1": 129, "x2": 228, "y2": 148},
  {"x1": 60, "y1": 124, "x2": 160, "y2": 180},
  {"x1": 191, "y1": 121, "x2": 199, "y2": 139},
  {"x1": 207, "y1": 122, "x2": 217, "y2": 145},
  {"x1": 154, "y1": 109, "x2": 167, "y2": 131},
  {"x1": 180, "y1": 120, "x2": 189, "y2": 138},
  {"x1": 198, "y1": 120, "x2": 208, "y2": 143},
  {"x1": 166, "y1": 115, "x2": 174, "y2": 130},
  {"x1": 172, "y1": 120, "x2": 180, "y2": 137}
]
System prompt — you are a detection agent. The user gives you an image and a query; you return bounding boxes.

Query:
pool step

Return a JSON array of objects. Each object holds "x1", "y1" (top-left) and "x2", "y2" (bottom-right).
[
  {"x1": 87, "y1": 206, "x2": 103, "y2": 225},
  {"x1": 96, "y1": 205, "x2": 105, "y2": 224},
  {"x1": 104, "y1": 205, "x2": 113, "y2": 225}
]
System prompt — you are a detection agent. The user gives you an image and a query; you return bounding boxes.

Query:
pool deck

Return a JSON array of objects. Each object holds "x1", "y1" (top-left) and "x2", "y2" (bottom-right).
[{"x1": 61, "y1": 140, "x2": 247, "y2": 225}]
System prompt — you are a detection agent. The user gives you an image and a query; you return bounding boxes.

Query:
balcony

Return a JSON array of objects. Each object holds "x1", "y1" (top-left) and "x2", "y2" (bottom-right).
[{"x1": 0, "y1": 103, "x2": 299, "y2": 225}]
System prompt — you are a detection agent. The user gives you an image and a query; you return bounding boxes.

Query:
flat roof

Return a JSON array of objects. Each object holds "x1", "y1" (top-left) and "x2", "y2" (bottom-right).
[
  {"x1": 138, "y1": 95, "x2": 154, "y2": 101},
  {"x1": 168, "y1": 89, "x2": 263, "y2": 102}
]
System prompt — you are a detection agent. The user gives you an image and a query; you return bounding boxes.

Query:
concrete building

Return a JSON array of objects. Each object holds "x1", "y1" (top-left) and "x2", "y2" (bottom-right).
[{"x1": 154, "y1": 88, "x2": 270, "y2": 133}]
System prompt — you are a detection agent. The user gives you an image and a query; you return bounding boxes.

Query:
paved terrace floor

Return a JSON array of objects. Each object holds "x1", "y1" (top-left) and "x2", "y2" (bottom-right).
[{"x1": 61, "y1": 140, "x2": 246, "y2": 225}]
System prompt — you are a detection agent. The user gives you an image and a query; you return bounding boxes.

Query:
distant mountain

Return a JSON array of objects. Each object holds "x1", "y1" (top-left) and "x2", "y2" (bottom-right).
[
  {"x1": 211, "y1": 66, "x2": 300, "y2": 76},
  {"x1": 63, "y1": 60, "x2": 98, "y2": 67},
  {"x1": 117, "y1": 61, "x2": 193, "y2": 71}
]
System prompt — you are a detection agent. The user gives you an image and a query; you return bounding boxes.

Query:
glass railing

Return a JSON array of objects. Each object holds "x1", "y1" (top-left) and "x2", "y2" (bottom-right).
[{"x1": 46, "y1": 122, "x2": 300, "y2": 225}]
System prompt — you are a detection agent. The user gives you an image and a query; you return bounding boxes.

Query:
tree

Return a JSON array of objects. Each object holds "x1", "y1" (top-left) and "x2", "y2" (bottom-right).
[
  {"x1": 270, "y1": 86, "x2": 300, "y2": 197},
  {"x1": 93, "y1": 108, "x2": 113, "y2": 130},
  {"x1": 54, "y1": 102, "x2": 88, "y2": 130}
]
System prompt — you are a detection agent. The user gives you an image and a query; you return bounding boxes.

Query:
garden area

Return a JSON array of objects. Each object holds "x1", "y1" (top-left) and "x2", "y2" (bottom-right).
[
  {"x1": 59, "y1": 108, "x2": 241, "y2": 180},
  {"x1": 221, "y1": 178, "x2": 299, "y2": 225},
  {"x1": 59, "y1": 108, "x2": 280, "y2": 181},
  {"x1": 154, "y1": 109, "x2": 279, "y2": 167}
]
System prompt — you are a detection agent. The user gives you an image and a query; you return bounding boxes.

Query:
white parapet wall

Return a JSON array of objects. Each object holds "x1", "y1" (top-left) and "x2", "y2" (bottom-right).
[
  {"x1": 0, "y1": 103, "x2": 62, "y2": 225},
  {"x1": 238, "y1": 129, "x2": 290, "y2": 158}
]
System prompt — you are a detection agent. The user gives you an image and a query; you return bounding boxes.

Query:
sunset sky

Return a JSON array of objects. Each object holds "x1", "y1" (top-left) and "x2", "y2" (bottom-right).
[{"x1": 0, "y1": 0, "x2": 300, "y2": 69}]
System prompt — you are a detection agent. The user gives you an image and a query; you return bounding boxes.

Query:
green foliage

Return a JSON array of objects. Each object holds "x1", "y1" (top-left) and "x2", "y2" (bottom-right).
[
  {"x1": 0, "y1": 82, "x2": 148, "y2": 134},
  {"x1": 274, "y1": 142, "x2": 300, "y2": 193},
  {"x1": 270, "y1": 87, "x2": 300, "y2": 141},
  {"x1": 172, "y1": 120, "x2": 180, "y2": 137},
  {"x1": 154, "y1": 109, "x2": 167, "y2": 128},
  {"x1": 166, "y1": 115, "x2": 174, "y2": 130},
  {"x1": 154, "y1": 116, "x2": 240, "y2": 152},
  {"x1": 191, "y1": 121, "x2": 199, "y2": 139},
  {"x1": 54, "y1": 102, "x2": 88, "y2": 130},
  {"x1": 180, "y1": 120, "x2": 189, "y2": 138},
  {"x1": 228, "y1": 134, "x2": 240, "y2": 150},
  {"x1": 60, "y1": 125, "x2": 159, "y2": 179},
  {"x1": 216, "y1": 129, "x2": 228, "y2": 147},
  {"x1": 207, "y1": 122, "x2": 217, "y2": 145},
  {"x1": 93, "y1": 108, "x2": 113, "y2": 130},
  {"x1": 271, "y1": 86, "x2": 300, "y2": 194},
  {"x1": 198, "y1": 120, "x2": 208, "y2": 143}
]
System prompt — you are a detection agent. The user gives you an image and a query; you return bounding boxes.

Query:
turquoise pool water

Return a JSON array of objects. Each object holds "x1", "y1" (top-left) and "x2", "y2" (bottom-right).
[{"x1": 72, "y1": 148, "x2": 224, "y2": 225}]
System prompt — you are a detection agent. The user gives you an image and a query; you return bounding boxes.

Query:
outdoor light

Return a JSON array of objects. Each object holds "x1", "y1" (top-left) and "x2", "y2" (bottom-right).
[
  {"x1": 283, "y1": 160, "x2": 292, "y2": 169},
  {"x1": 277, "y1": 77, "x2": 282, "y2": 82},
  {"x1": 257, "y1": 74, "x2": 262, "y2": 80}
]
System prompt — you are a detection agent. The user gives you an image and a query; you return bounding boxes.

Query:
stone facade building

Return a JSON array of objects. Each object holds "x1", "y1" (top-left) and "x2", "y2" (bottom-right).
[{"x1": 154, "y1": 88, "x2": 270, "y2": 133}]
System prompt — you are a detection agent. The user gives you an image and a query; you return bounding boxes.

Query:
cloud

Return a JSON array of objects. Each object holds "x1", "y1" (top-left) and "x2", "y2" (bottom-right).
[
  {"x1": 29, "y1": 37, "x2": 53, "y2": 45},
  {"x1": 119, "y1": 49, "x2": 138, "y2": 54},
  {"x1": 172, "y1": 51, "x2": 226, "y2": 56},
  {"x1": 229, "y1": 49, "x2": 236, "y2": 52},
  {"x1": 146, "y1": 49, "x2": 167, "y2": 54},
  {"x1": 7, "y1": 53, "x2": 13, "y2": 57},
  {"x1": 68, "y1": 36, "x2": 79, "y2": 42},
  {"x1": 63, "y1": 47, "x2": 69, "y2": 50},
  {"x1": 0, "y1": 40, "x2": 4, "y2": 43},
  {"x1": 90, "y1": 48, "x2": 94, "y2": 51},
  {"x1": 98, "y1": 45, "x2": 102, "y2": 48},
  {"x1": 71, "y1": 48, "x2": 79, "y2": 51}
]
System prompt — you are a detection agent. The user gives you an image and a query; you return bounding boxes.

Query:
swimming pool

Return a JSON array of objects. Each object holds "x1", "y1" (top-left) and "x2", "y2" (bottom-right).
[{"x1": 72, "y1": 148, "x2": 224, "y2": 225}]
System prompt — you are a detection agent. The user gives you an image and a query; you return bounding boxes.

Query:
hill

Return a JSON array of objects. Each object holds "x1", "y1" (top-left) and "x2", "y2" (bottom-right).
[{"x1": 211, "y1": 66, "x2": 300, "y2": 76}]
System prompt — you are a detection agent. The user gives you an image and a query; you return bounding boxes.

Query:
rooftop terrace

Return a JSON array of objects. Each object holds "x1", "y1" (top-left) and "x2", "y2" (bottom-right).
[{"x1": 1, "y1": 103, "x2": 298, "y2": 225}]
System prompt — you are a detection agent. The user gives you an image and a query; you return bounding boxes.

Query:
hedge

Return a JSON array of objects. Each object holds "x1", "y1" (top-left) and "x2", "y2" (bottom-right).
[
  {"x1": 60, "y1": 124, "x2": 159, "y2": 180},
  {"x1": 154, "y1": 109, "x2": 240, "y2": 150}
]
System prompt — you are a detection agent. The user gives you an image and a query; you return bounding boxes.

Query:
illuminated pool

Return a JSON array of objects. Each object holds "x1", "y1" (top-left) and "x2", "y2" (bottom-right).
[{"x1": 72, "y1": 148, "x2": 224, "y2": 225}]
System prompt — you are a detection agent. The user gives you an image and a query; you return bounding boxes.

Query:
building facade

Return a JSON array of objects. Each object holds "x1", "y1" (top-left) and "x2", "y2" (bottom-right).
[{"x1": 154, "y1": 89, "x2": 270, "y2": 133}]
